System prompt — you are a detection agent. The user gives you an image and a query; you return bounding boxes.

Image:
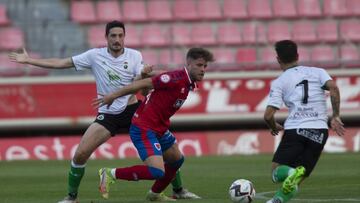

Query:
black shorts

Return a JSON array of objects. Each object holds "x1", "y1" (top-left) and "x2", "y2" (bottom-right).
[
  {"x1": 272, "y1": 128, "x2": 328, "y2": 176},
  {"x1": 94, "y1": 101, "x2": 141, "y2": 136}
]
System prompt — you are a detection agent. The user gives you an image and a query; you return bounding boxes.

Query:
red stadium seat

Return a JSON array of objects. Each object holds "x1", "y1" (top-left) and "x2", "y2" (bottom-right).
[
  {"x1": 340, "y1": 20, "x2": 360, "y2": 42},
  {"x1": 311, "y1": 46, "x2": 339, "y2": 68},
  {"x1": 316, "y1": 21, "x2": 338, "y2": 43},
  {"x1": 223, "y1": 0, "x2": 247, "y2": 19},
  {"x1": 298, "y1": 47, "x2": 311, "y2": 64},
  {"x1": 217, "y1": 23, "x2": 242, "y2": 45},
  {"x1": 0, "y1": 53, "x2": 25, "y2": 77},
  {"x1": 256, "y1": 23, "x2": 267, "y2": 44},
  {"x1": 172, "y1": 24, "x2": 192, "y2": 46},
  {"x1": 347, "y1": 0, "x2": 360, "y2": 16},
  {"x1": 141, "y1": 49, "x2": 159, "y2": 66},
  {"x1": 259, "y1": 47, "x2": 278, "y2": 69},
  {"x1": 212, "y1": 48, "x2": 236, "y2": 65},
  {"x1": 173, "y1": 0, "x2": 199, "y2": 21},
  {"x1": 87, "y1": 26, "x2": 106, "y2": 48},
  {"x1": 236, "y1": 48, "x2": 257, "y2": 69},
  {"x1": 267, "y1": 22, "x2": 291, "y2": 43},
  {"x1": 241, "y1": 23, "x2": 257, "y2": 44},
  {"x1": 141, "y1": 24, "x2": 170, "y2": 47},
  {"x1": 272, "y1": 0, "x2": 298, "y2": 18},
  {"x1": 122, "y1": 0, "x2": 147, "y2": 22},
  {"x1": 0, "y1": 4, "x2": 10, "y2": 25},
  {"x1": 248, "y1": 0, "x2": 272, "y2": 19},
  {"x1": 124, "y1": 25, "x2": 142, "y2": 48},
  {"x1": 0, "y1": 27, "x2": 24, "y2": 50},
  {"x1": 198, "y1": 0, "x2": 222, "y2": 20},
  {"x1": 296, "y1": 0, "x2": 322, "y2": 18},
  {"x1": 96, "y1": 1, "x2": 122, "y2": 22},
  {"x1": 340, "y1": 44, "x2": 360, "y2": 67},
  {"x1": 147, "y1": 0, "x2": 172, "y2": 21},
  {"x1": 292, "y1": 21, "x2": 317, "y2": 43},
  {"x1": 323, "y1": 0, "x2": 350, "y2": 17},
  {"x1": 71, "y1": 1, "x2": 97, "y2": 24},
  {"x1": 159, "y1": 49, "x2": 185, "y2": 68},
  {"x1": 191, "y1": 24, "x2": 216, "y2": 46}
]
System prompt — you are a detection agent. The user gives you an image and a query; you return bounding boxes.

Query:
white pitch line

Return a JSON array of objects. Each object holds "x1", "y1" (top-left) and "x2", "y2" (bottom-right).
[{"x1": 256, "y1": 191, "x2": 360, "y2": 202}]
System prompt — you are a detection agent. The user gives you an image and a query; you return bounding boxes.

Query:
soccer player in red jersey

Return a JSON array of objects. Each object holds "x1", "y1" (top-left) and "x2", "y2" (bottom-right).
[{"x1": 93, "y1": 47, "x2": 214, "y2": 201}]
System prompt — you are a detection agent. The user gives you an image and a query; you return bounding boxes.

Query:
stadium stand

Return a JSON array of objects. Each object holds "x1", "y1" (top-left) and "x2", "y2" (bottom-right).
[
  {"x1": 217, "y1": 23, "x2": 242, "y2": 45},
  {"x1": 122, "y1": 0, "x2": 147, "y2": 22},
  {"x1": 311, "y1": 45, "x2": 339, "y2": 68},
  {"x1": 70, "y1": 1, "x2": 97, "y2": 24},
  {"x1": 147, "y1": 0, "x2": 172, "y2": 21},
  {"x1": 247, "y1": 0, "x2": 272, "y2": 19},
  {"x1": 348, "y1": 0, "x2": 360, "y2": 16},
  {"x1": 292, "y1": 21, "x2": 317, "y2": 43},
  {"x1": 323, "y1": 0, "x2": 350, "y2": 17},
  {"x1": 197, "y1": 0, "x2": 222, "y2": 20},
  {"x1": 96, "y1": 1, "x2": 122, "y2": 22},
  {"x1": 0, "y1": 4, "x2": 9, "y2": 25},
  {"x1": 191, "y1": 23, "x2": 216, "y2": 46},
  {"x1": 316, "y1": 20, "x2": 338, "y2": 43},
  {"x1": 222, "y1": 0, "x2": 248, "y2": 19},
  {"x1": 340, "y1": 44, "x2": 360, "y2": 68},
  {"x1": 272, "y1": 0, "x2": 298, "y2": 18},
  {"x1": 296, "y1": 0, "x2": 322, "y2": 18},
  {"x1": 340, "y1": 20, "x2": 360, "y2": 42},
  {"x1": 0, "y1": 0, "x2": 360, "y2": 77},
  {"x1": 141, "y1": 24, "x2": 170, "y2": 47},
  {"x1": 173, "y1": 0, "x2": 199, "y2": 21},
  {"x1": 0, "y1": 27, "x2": 24, "y2": 50},
  {"x1": 267, "y1": 22, "x2": 291, "y2": 43}
]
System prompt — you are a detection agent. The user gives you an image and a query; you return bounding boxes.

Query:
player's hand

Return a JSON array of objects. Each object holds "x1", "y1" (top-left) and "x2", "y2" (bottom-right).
[
  {"x1": 141, "y1": 64, "x2": 154, "y2": 78},
  {"x1": 330, "y1": 116, "x2": 345, "y2": 136},
  {"x1": 270, "y1": 123, "x2": 284, "y2": 136},
  {"x1": 8, "y1": 48, "x2": 29, "y2": 64},
  {"x1": 92, "y1": 94, "x2": 116, "y2": 109}
]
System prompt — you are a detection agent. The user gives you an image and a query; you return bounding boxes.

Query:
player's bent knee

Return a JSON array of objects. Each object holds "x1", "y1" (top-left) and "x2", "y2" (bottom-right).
[
  {"x1": 148, "y1": 166, "x2": 165, "y2": 179},
  {"x1": 168, "y1": 156, "x2": 184, "y2": 169}
]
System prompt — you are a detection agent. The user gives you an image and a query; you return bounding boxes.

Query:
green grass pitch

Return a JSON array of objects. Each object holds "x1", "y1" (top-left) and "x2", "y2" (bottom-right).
[{"x1": 0, "y1": 153, "x2": 359, "y2": 203}]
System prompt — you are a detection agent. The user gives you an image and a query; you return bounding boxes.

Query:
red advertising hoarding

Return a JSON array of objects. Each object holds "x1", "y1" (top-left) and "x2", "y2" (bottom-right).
[{"x1": 1, "y1": 128, "x2": 359, "y2": 161}]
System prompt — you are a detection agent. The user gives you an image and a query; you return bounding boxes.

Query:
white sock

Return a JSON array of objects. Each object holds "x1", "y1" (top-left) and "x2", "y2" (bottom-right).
[{"x1": 111, "y1": 168, "x2": 116, "y2": 179}]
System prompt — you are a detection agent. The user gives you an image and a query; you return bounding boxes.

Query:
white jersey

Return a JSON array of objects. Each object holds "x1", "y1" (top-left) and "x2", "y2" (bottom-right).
[
  {"x1": 267, "y1": 66, "x2": 332, "y2": 129},
  {"x1": 72, "y1": 47, "x2": 144, "y2": 114}
]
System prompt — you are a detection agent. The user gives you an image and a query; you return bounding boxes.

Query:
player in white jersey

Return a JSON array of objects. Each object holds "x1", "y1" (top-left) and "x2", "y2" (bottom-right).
[
  {"x1": 9, "y1": 21, "x2": 200, "y2": 203},
  {"x1": 263, "y1": 40, "x2": 345, "y2": 203}
]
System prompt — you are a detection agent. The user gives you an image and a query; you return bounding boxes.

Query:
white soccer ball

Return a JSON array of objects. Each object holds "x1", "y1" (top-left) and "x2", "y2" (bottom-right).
[{"x1": 228, "y1": 179, "x2": 256, "y2": 203}]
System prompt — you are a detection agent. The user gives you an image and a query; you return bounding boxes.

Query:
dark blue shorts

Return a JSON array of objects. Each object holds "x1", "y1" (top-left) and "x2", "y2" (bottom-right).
[{"x1": 129, "y1": 124, "x2": 176, "y2": 161}]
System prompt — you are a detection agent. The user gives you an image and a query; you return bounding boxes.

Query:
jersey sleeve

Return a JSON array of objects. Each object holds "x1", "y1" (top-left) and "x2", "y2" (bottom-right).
[
  {"x1": 151, "y1": 72, "x2": 178, "y2": 90},
  {"x1": 72, "y1": 49, "x2": 94, "y2": 71},
  {"x1": 267, "y1": 79, "x2": 283, "y2": 109},
  {"x1": 133, "y1": 51, "x2": 144, "y2": 76},
  {"x1": 318, "y1": 68, "x2": 332, "y2": 86}
]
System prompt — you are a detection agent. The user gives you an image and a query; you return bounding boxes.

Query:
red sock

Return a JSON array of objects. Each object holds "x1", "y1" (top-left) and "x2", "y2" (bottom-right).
[
  {"x1": 115, "y1": 165, "x2": 154, "y2": 181},
  {"x1": 151, "y1": 164, "x2": 178, "y2": 193}
]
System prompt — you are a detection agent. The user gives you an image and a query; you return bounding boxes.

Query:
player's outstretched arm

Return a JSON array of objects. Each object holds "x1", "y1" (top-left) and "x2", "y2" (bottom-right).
[
  {"x1": 8, "y1": 48, "x2": 74, "y2": 69},
  {"x1": 93, "y1": 78, "x2": 154, "y2": 108},
  {"x1": 264, "y1": 106, "x2": 284, "y2": 136},
  {"x1": 325, "y1": 80, "x2": 345, "y2": 136}
]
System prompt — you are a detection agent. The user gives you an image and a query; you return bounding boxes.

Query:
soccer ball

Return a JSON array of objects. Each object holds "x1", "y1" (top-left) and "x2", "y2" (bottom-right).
[{"x1": 228, "y1": 179, "x2": 256, "y2": 203}]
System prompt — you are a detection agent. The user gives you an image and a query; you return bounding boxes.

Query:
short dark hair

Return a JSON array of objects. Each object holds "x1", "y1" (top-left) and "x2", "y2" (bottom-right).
[
  {"x1": 105, "y1": 20, "x2": 125, "y2": 36},
  {"x1": 275, "y1": 40, "x2": 298, "y2": 63},
  {"x1": 186, "y1": 47, "x2": 215, "y2": 62}
]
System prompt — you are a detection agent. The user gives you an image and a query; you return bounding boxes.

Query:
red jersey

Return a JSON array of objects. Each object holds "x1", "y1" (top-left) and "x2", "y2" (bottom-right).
[{"x1": 132, "y1": 68, "x2": 195, "y2": 135}]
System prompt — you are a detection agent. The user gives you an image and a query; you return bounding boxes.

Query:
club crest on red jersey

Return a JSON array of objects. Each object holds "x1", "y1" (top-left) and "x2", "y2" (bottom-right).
[
  {"x1": 160, "y1": 74, "x2": 170, "y2": 83},
  {"x1": 154, "y1": 143, "x2": 161, "y2": 151}
]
